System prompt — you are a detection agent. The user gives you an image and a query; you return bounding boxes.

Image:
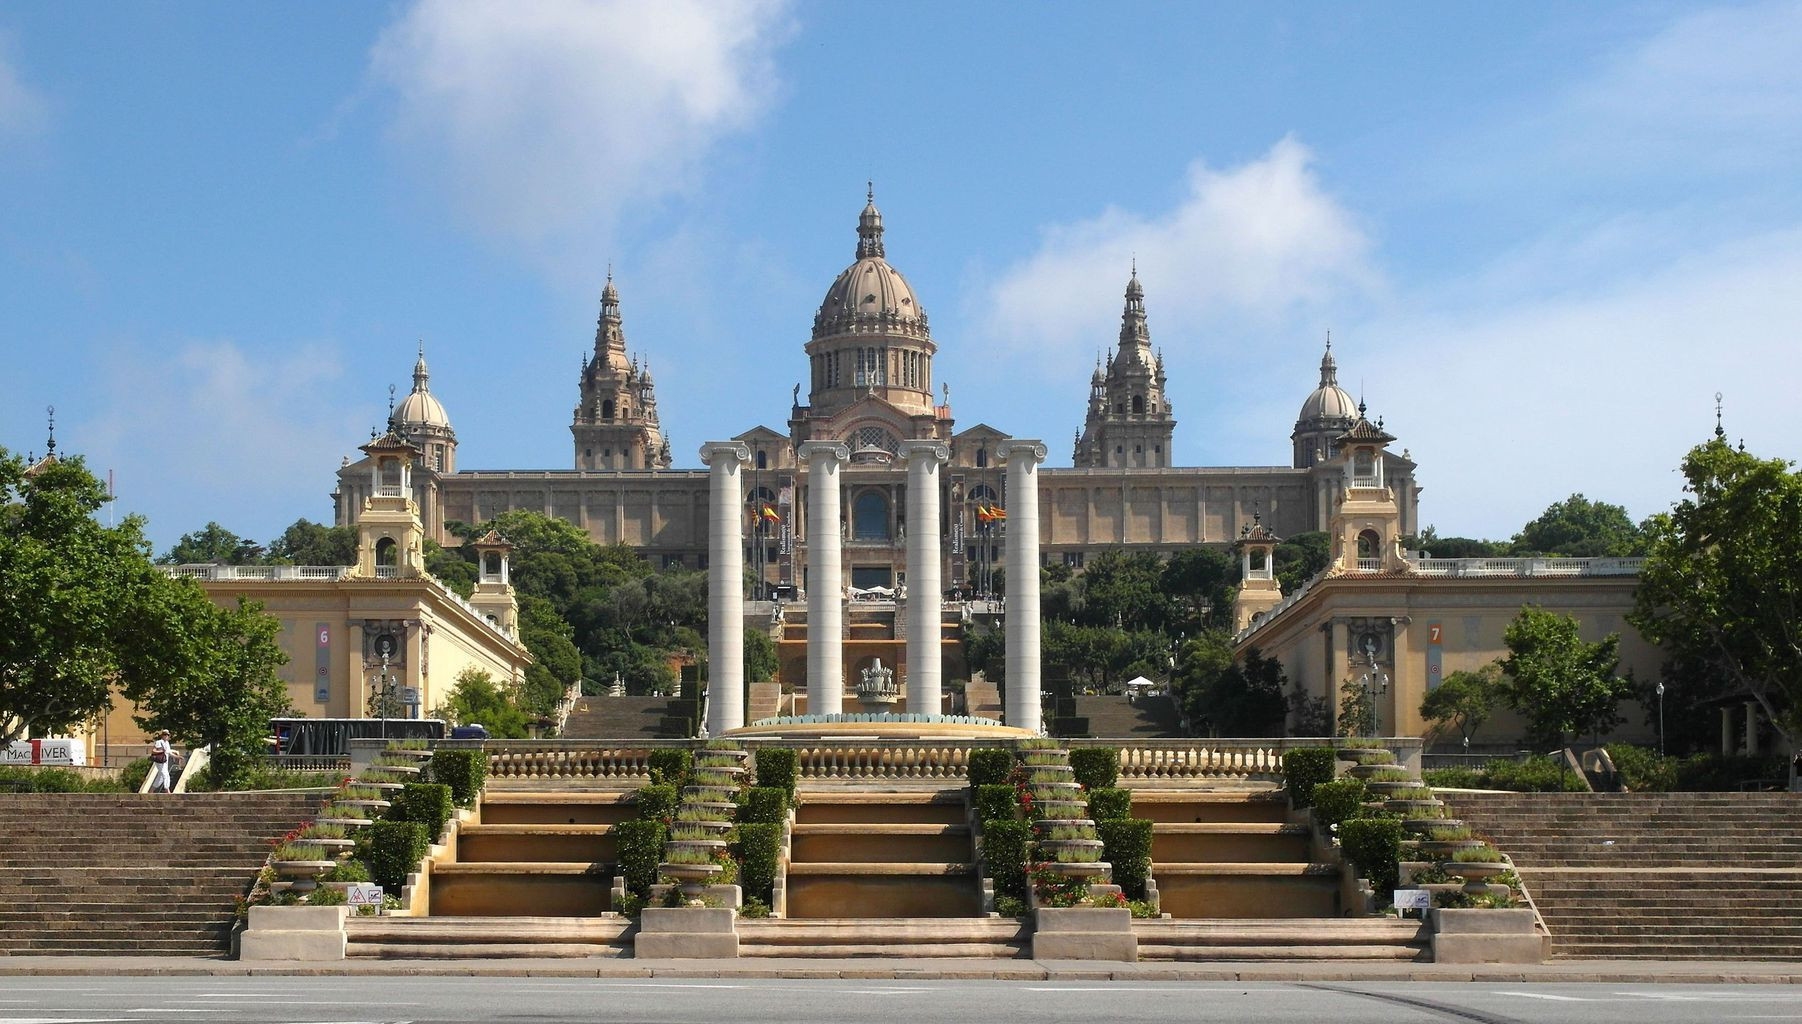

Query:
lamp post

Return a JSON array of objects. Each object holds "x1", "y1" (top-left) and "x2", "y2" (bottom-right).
[
  {"x1": 1656, "y1": 679, "x2": 1666, "y2": 756},
  {"x1": 1359, "y1": 638, "x2": 1389, "y2": 738}
]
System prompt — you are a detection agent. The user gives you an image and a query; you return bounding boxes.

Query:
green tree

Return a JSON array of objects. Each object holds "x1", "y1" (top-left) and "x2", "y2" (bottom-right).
[
  {"x1": 1160, "y1": 547, "x2": 1238, "y2": 633},
  {"x1": 1510, "y1": 493, "x2": 1646, "y2": 557},
  {"x1": 1631, "y1": 437, "x2": 1802, "y2": 743},
  {"x1": 744, "y1": 628, "x2": 779, "y2": 683},
  {"x1": 1419, "y1": 663, "x2": 1503, "y2": 746},
  {"x1": 161, "y1": 521, "x2": 264, "y2": 565},
  {"x1": 1274, "y1": 531, "x2": 1330, "y2": 592},
  {"x1": 0, "y1": 450, "x2": 200, "y2": 746},
  {"x1": 1074, "y1": 549, "x2": 1170, "y2": 632},
  {"x1": 434, "y1": 667, "x2": 531, "y2": 738},
  {"x1": 266, "y1": 519, "x2": 356, "y2": 566},
  {"x1": 1501, "y1": 606, "x2": 1633, "y2": 746},
  {"x1": 126, "y1": 594, "x2": 294, "y2": 789},
  {"x1": 1172, "y1": 635, "x2": 1285, "y2": 736}
]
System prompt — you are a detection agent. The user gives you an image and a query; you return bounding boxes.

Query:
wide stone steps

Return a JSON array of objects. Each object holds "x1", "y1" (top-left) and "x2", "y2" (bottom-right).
[
  {"x1": 737, "y1": 917, "x2": 1029, "y2": 958},
  {"x1": 1133, "y1": 918, "x2": 1430, "y2": 961},
  {"x1": 346, "y1": 915, "x2": 633, "y2": 958}
]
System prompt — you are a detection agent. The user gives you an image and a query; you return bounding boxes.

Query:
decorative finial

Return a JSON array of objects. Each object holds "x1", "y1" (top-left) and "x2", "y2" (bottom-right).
[
  {"x1": 1326, "y1": 329, "x2": 1332, "y2": 351},
  {"x1": 387, "y1": 383, "x2": 396, "y2": 419},
  {"x1": 867, "y1": 180, "x2": 874, "y2": 203},
  {"x1": 417, "y1": 338, "x2": 424, "y2": 359},
  {"x1": 44, "y1": 405, "x2": 55, "y2": 456},
  {"x1": 1714, "y1": 391, "x2": 1725, "y2": 439}
]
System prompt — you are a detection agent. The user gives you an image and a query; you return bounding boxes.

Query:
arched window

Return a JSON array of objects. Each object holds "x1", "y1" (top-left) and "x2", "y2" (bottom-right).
[
  {"x1": 375, "y1": 537, "x2": 397, "y2": 567},
  {"x1": 601, "y1": 399, "x2": 615, "y2": 421},
  {"x1": 852, "y1": 490, "x2": 890, "y2": 541},
  {"x1": 1357, "y1": 529, "x2": 1381, "y2": 559},
  {"x1": 1132, "y1": 394, "x2": 1144, "y2": 414}
]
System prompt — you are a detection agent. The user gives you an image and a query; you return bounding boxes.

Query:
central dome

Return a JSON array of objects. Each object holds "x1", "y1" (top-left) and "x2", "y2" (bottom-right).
[{"x1": 811, "y1": 193, "x2": 931, "y2": 343}]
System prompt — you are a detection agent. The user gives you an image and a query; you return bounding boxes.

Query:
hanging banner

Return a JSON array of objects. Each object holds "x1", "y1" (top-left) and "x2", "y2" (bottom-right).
[{"x1": 1425, "y1": 621, "x2": 1443, "y2": 691}]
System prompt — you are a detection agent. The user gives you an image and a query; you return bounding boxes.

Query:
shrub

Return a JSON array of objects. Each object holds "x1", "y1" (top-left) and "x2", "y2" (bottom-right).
[
  {"x1": 1603, "y1": 744, "x2": 1674, "y2": 792},
  {"x1": 734, "y1": 822, "x2": 783, "y2": 907},
  {"x1": 1309, "y1": 778, "x2": 1368, "y2": 827},
  {"x1": 428, "y1": 749, "x2": 487, "y2": 808},
  {"x1": 1450, "y1": 845, "x2": 1504, "y2": 863},
  {"x1": 1482, "y1": 756, "x2": 1586, "y2": 793},
  {"x1": 320, "y1": 859, "x2": 372, "y2": 883},
  {"x1": 1096, "y1": 818, "x2": 1153, "y2": 900},
  {"x1": 632, "y1": 784, "x2": 678, "y2": 822},
  {"x1": 614, "y1": 819, "x2": 667, "y2": 897},
  {"x1": 752, "y1": 747, "x2": 798, "y2": 796},
  {"x1": 355, "y1": 820, "x2": 428, "y2": 890},
  {"x1": 1363, "y1": 768, "x2": 1412, "y2": 783},
  {"x1": 1283, "y1": 747, "x2": 1336, "y2": 808},
  {"x1": 1339, "y1": 817, "x2": 1403, "y2": 898},
  {"x1": 647, "y1": 748, "x2": 692, "y2": 788},
  {"x1": 1421, "y1": 767, "x2": 1485, "y2": 789},
  {"x1": 1675, "y1": 753, "x2": 1787, "y2": 792},
  {"x1": 738, "y1": 787, "x2": 788, "y2": 825},
  {"x1": 1069, "y1": 747, "x2": 1119, "y2": 790},
  {"x1": 1085, "y1": 787, "x2": 1132, "y2": 822},
  {"x1": 974, "y1": 784, "x2": 1017, "y2": 825},
  {"x1": 967, "y1": 748, "x2": 1016, "y2": 789},
  {"x1": 305, "y1": 885, "x2": 348, "y2": 906},
  {"x1": 386, "y1": 783, "x2": 454, "y2": 843},
  {"x1": 982, "y1": 819, "x2": 1031, "y2": 901}
]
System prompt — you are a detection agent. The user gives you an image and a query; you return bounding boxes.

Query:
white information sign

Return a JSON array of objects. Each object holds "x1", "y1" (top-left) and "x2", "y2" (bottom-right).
[
  {"x1": 1392, "y1": 888, "x2": 1432, "y2": 912},
  {"x1": 347, "y1": 883, "x2": 384, "y2": 911}
]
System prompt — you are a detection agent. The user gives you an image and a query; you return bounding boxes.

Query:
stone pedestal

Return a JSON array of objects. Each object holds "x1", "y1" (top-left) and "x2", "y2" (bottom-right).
[
  {"x1": 237, "y1": 905, "x2": 348, "y2": 961},
  {"x1": 1031, "y1": 906, "x2": 1137, "y2": 961},
  {"x1": 1430, "y1": 908, "x2": 1547, "y2": 964},
  {"x1": 634, "y1": 906, "x2": 739, "y2": 959}
]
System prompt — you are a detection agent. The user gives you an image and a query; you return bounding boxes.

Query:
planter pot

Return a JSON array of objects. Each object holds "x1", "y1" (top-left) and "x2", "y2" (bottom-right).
[
  {"x1": 676, "y1": 818, "x2": 734, "y2": 833},
  {"x1": 1406, "y1": 816, "x2": 1460, "y2": 833},
  {"x1": 1024, "y1": 764, "x2": 1076, "y2": 776},
  {"x1": 1443, "y1": 861, "x2": 1510, "y2": 880},
  {"x1": 1346, "y1": 762, "x2": 1401, "y2": 780},
  {"x1": 659, "y1": 861, "x2": 725, "y2": 883},
  {"x1": 1386, "y1": 799, "x2": 1444, "y2": 815},
  {"x1": 315, "y1": 816, "x2": 372, "y2": 828},
  {"x1": 370, "y1": 763, "x2": 422, "y2": 775},
  {"x1": 1036, "y1": 859, "x2": 1111, "y2": 878},
  {"x1": 1338, "y1": 748, "x2": 1396, "y2": 766},
  {"x1": 1417, "y1": 839, "x2": 1487, "y2": 858},
  {"x1": 666, "y1": 839, "x2": 728, "y2": 855},
  {"x1": 1031, "y1": 817, "x2": 1093, "y2": 830},
  {"x1": 1037, "y1": 839, "x2": 1105, "y2": 862},
  {"x1": 272, "y1": 859, "x2": 338, "y2": 879},
  {"x1": 364, "y1": 782, "x2": 406, "y2": 793},
  {"x1": 304, "y1": 838, "x2": 356, "y2": 853},
  {"x1": 1363, "y1": 780, "x2": 1418, "y2": 796},
  {"x1": 685, "y1": 800, "x2": 738, "y2": 815},
  {"x1": 336, "y1": 799, "x2": 391, "y2": 812},
  {"x1": 683, "y1": 786, "x2": 737, "y2": 802},
  {"x1": 692, "y1": 761, "x2": 746, "y2": 774}
]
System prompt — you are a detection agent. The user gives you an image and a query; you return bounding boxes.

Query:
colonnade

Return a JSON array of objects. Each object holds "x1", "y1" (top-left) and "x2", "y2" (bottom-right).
[{"x1": 702, "y1": 438, "x2": 1045, "y2": 735}]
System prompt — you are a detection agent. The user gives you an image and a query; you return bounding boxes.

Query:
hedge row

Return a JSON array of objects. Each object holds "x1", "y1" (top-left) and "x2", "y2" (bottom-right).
[
  {"x1": 1096, "y1": 818, "x2": 1152, "y2": 900},
  {"x1": 428, "y1": 749, "x2": 487, "y2": 809},
  {"x1": 385, "y1": 782, "x2": 453, "y2": 843},
  {"x1": 738, "y1": 786, "x2": 789, "y2": 825},
  {"x1": 1069, "y1": 748, "x2": 1119, "y2": 790},
  {"x1": 968, "y1": 749, "x2": 1015, "y2": 788},
  {"x1": 1086, "y1": 787, "x2": 1132, "y2": 822},
  {"x1": 1282, "y1": 747, "x2": 1335, "y2": 809},
  {"x1": 753, "y1": 748, "x2": 798, "y2": 797},
  {"x1": 734, "y1": 823, "x2": 783, "y2": 906},
  {"x1": 983, "y1": 819, "x2": 1031, "y2": 901},
  {"x1": 614, "y1": 819, "x2": 668, "y2": 898}
]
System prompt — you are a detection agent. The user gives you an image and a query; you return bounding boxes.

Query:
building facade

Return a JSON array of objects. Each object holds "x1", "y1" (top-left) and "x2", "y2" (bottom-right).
[{"x1": 334, "y1": 193, "x2": 1422, "y2": 598}]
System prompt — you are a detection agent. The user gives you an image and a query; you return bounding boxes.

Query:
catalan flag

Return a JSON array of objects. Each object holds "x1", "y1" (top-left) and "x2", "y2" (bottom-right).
[{"x1": 989, "y1": 505, "x2": 1007, "y2": 521}]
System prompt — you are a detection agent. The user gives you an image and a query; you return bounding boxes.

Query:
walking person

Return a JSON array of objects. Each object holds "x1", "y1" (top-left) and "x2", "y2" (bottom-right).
[{"x1": 148, "y1": 730, "x2": 174, "y2": 793}]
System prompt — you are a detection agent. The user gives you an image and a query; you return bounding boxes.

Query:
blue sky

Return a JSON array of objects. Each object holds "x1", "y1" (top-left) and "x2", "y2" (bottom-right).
[{"x1": 3, "y1": 1, "x2": 1798, "y2": 553}]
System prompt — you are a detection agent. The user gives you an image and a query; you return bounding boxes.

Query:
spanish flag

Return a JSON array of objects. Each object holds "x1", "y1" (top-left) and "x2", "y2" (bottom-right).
[
  {"x1": 975, "y1": 504, "x2": 993, "y2": 522},
  {"x1": 759, "y1": 504, "x2": 780, "y2": 523}
]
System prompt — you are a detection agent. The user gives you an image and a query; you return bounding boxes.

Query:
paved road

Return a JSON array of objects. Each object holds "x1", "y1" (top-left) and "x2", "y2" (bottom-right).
[{"x1": 2, "y1": 977, "x2": 1801, "y2": 1024}]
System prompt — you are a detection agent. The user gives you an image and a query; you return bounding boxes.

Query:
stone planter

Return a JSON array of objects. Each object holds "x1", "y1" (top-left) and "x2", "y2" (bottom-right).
[
  {"x1": 336, "y1": 799, "x2": 391, "y2": 813},
  {"x1": 305, "y1": 838, "x2": 357, "y2": 854},
  {"x1": 1032, "y1": 799, "x2": 1088, "y2": 818},
  {"x1": 666, "y1": 839, "x2": 728, "y2": 857},
  {"x1": 1037, "y1": 838, "x2": 1105, "y2": 862},
  {"x1": 272, "y1": 859, "x2": 337, "y2": 879},
  {"x1": 1443, "y1": 860, "x2": 1510, "y2": 880},
  {"x1": 371, "y1": 763, "x2": 422, "y2": 775},
  {"x1": 1416, "y1": 839, "x2": 1486, "y2": 858},
  {"x1": 1338, "y1": 748, "x2": 1396, "y2": 767},
  {"x1": 1363, "y1": 780, "x2": 1418, "y2": 797},
  {"x1": 660, "y1": 861, "x2": 725, "y2": 883},
  {"x1": 1032, "y1": 906, "x2": 1137, "y2": 961},
  {"x1": 1036, "y1": 859, "x2": 1111, "y2": 878},
  {"x1": 1386, "y1": 799, "x2": 1444, "y2": 816},
  {"x1": 316, "y1": 816, "x2": 373, "y2": 828},
  {"x1": 682, "y1": 786, "x2": 738, "y2": 803},
  {"x1": 1031, "y1": 817, "x2": 1092, "y2": 830},
  {"x1": 677, "y1": 818, "x2": 734, "y2": 834},
  {"x1": 684, "y1": 800, "x2": 738, "y2": 817}
]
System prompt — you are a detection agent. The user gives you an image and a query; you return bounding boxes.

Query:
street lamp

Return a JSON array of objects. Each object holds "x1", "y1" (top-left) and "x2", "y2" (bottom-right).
[
  {"x1": 1656, "y1": 679, "x2": 1666, "y2": 756},
  {"x1": 1358, "y1": 637, "x2": 1390, "y2": 738}
]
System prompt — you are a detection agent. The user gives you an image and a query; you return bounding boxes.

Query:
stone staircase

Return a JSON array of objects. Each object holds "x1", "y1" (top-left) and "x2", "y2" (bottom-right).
[
  {"x1": 737, "y1": 917, "x2": 1030, "y2": 958},
  {"x1": 346, "y1": 915, "x2": 632, "y2": 958},
  {"x1": 1134, "y1": 918, "x2": 1430, "y2": 961},
  {"x1": 560, "y1": 695, "x2": 682, "y2": 739},
  {"x1": 1074, "y1": 695, "x2": 1184, "y2": 738},
  {"x1": 785, "y1": 790, "x2": 981, "y2": 919},
  {"x1": 1447, "y1": 792, "x2": 1802, "y2": 960},
  {"x1": 0, "y1": 792, "x2": 319, "y2": 956},
  {"x1": 1137, "y1": 789, "x2": 1342, "y2": 920}
]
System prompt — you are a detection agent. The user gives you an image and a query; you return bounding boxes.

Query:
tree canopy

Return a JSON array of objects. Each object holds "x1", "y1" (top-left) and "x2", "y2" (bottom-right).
[
  {"x1": 1511, "y1": 493, "x2": 1647, "y2": 557},
  {"x1": 1631, "y1": 437, "x2": 1802, "y2": 742},
  {"x1": 160, "y1": 521, "x2": 265, "y2": 565},
  {"x1": 1501, "y1": 606, "x2": 1632, "y2": 746},
  {"x1": 1419, "y1": 663, "x2": 1503, "y2": 746}
]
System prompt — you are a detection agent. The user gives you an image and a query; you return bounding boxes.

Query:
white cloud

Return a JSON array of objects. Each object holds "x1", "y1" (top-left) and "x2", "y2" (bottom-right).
[
  {"x1": 371, "y1": 0, "x2": 790, "y2": 254},
  {"x1": 79, "y1": 340, "x2": 370, "y2": 550},
  {"x1": 1356, "y1": 226, "x2": 1802, "y2": 539},
  {"x1": 978, "y1": 137, "x2": 1376, "y2": 365},
  {"x1": 0, "y1": 33, "x2": 48, "y2": 137}
]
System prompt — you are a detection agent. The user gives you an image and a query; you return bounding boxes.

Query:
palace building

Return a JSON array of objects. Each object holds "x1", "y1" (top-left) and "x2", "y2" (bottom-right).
[{"x1": 333, "y1": 191, "x2": 1421, "y2": 599}]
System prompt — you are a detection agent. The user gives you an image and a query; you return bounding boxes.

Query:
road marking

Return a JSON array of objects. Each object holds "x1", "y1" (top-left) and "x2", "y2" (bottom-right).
[
  {"x1": 0, "y1": 1018, "x2": 133, "y2": 1023},
  {"x1": 1496, "y1": 991, "x2": 1589, "y2": 1001}
]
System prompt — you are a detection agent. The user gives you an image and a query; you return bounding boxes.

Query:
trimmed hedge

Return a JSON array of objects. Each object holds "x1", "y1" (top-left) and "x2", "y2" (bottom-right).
[
  {"x1": 429, "y1": 749, "x2": 487, "y2": 809},
  {"x1": 1482, "y1": 756, "x2": 1588, "y2": 793},
  {"x1": 1339, "y1": 816, "x2": 1403, "y2": 898},
  {"x1": 1069, "y1": 747, "x2": 1119, "y2": 790},
  {"x1": 982, "y1": 819, "x2": 1031, "y2": 901},
  {"x1": 1086, "y1": 787, "x2": 1132, "y2": 822},
  {"x1": 386, "y1": 782, "x2": 453, "y2": 843},
  {"x1": 973, "y1": 784, "x2": 1018, "y2": 826},
  {"x1": 967, "y1": 749, "x2": 1015, "y2": 789},
  {"x1": 753, "y1": 748, "x2": 798, "y2": 797},
  {"x1": 734, "y1": 822, "x2": 783, "y2": 907},
  {"x1": 1096, "y1": 818, "x2": 1153, "y2": 900},
  {"x1": 634, "y1": 784, "x2": 679, "y2": 822},
  {"x1": 738, "y1": 786, "x2": 789, "y2": 825},
  {"x1": 355, "y1": 820, "x2": 428, "y2": 890},
  {"x1": 1283, "y1": 747, "x2": 1336, "y2": 809},
  {"x1": 614, "y1": 819, "x2": 668, "y2": 897},
  {"x1": 1309, "y1": 778, "x2": 1368, "y2": 828},
  {"x1": 647, "y1": 748, "x2": 692, "y2": 788}
]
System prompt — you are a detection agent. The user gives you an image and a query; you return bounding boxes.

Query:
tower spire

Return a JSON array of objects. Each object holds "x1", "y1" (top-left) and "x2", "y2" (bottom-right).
[
  {"x1": 413, "y1": 341, "x2": 430, "y2": 392},
  {"x1": 1319, "y1": 331, "x2": 1339, "y2": 387},
  {"x1": 1714, "y1": 391, "x2": 1725, "y2": 439},
  {"x1": 856, "y1": 185, "x2": 885, "y2": 259},
  {"x1": 44, "y1": 405, "x2": 55, "y2": 457}
]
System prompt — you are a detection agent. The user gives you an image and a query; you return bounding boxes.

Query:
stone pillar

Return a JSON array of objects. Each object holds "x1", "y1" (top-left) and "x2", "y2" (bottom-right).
[
  {"x1": 800, "y1": 441, "x2": 849, "y2": 717},
  {"x1": 901, "y1": 440, "x2": 949, "y2": 716},
  {"x1": 700, "y1": 441, "x2": 751, "y2": 735},
  {"x1": 1000, "y1": 440, "x2": 1046, "y2": 734}
]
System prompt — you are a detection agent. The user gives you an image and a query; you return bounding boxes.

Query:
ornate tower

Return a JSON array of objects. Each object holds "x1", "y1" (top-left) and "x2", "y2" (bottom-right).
[
  {"x1": 392, "y1": 344, "x2": 457, "y2": 474},
  {"x1": 351, "y1": 431, "x2": 428, "y2": 580},
  {"x1": 1073, "y1": 268, "x2": 1176, "y2": 467},
  {"x1": 1325, "y1": 409, "x2": 1407, "y2": 575},
  {"x1": 1232, "y1": 510, "x2": 1284, "y2": 631},
  {"x1": 1291, "y1": 335, "x2": 1357, "y2": 468},
  {"x1": 572, "y1": 274, "x2": 672, "y2": 470},
  {"x1": 468, "y1": 529, "x2": 519, "y2": 637}
]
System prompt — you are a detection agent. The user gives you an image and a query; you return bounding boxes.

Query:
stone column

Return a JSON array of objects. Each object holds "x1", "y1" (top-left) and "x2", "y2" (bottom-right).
[
  {"x1": 901, "y1": 440, "x2": 949, "y2": 716},
  {"x1": 1000, "y1": 440, "x2": 1047, "y2": 734},
  {"x1": 800, "y1": 441, "x2": 850, "y2": 717},
  {"x1": 700, "y1": 441, "x2": 751, "y2": 735}
]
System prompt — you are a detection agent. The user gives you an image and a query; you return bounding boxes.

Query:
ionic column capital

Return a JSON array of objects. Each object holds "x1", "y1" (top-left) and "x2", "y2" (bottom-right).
[
  {"x1": 698, "y1": 440, "x2": 752, "y2": 466},
  {"x1": 997, "y1": 439, "x2": 1048, "y2": 465},
  {"x1": 798, "y1": 440, "x2": 851, "y2": 465},
  {"x1": 898, "y1": 439, "x2": 950, "y2": 465}
]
